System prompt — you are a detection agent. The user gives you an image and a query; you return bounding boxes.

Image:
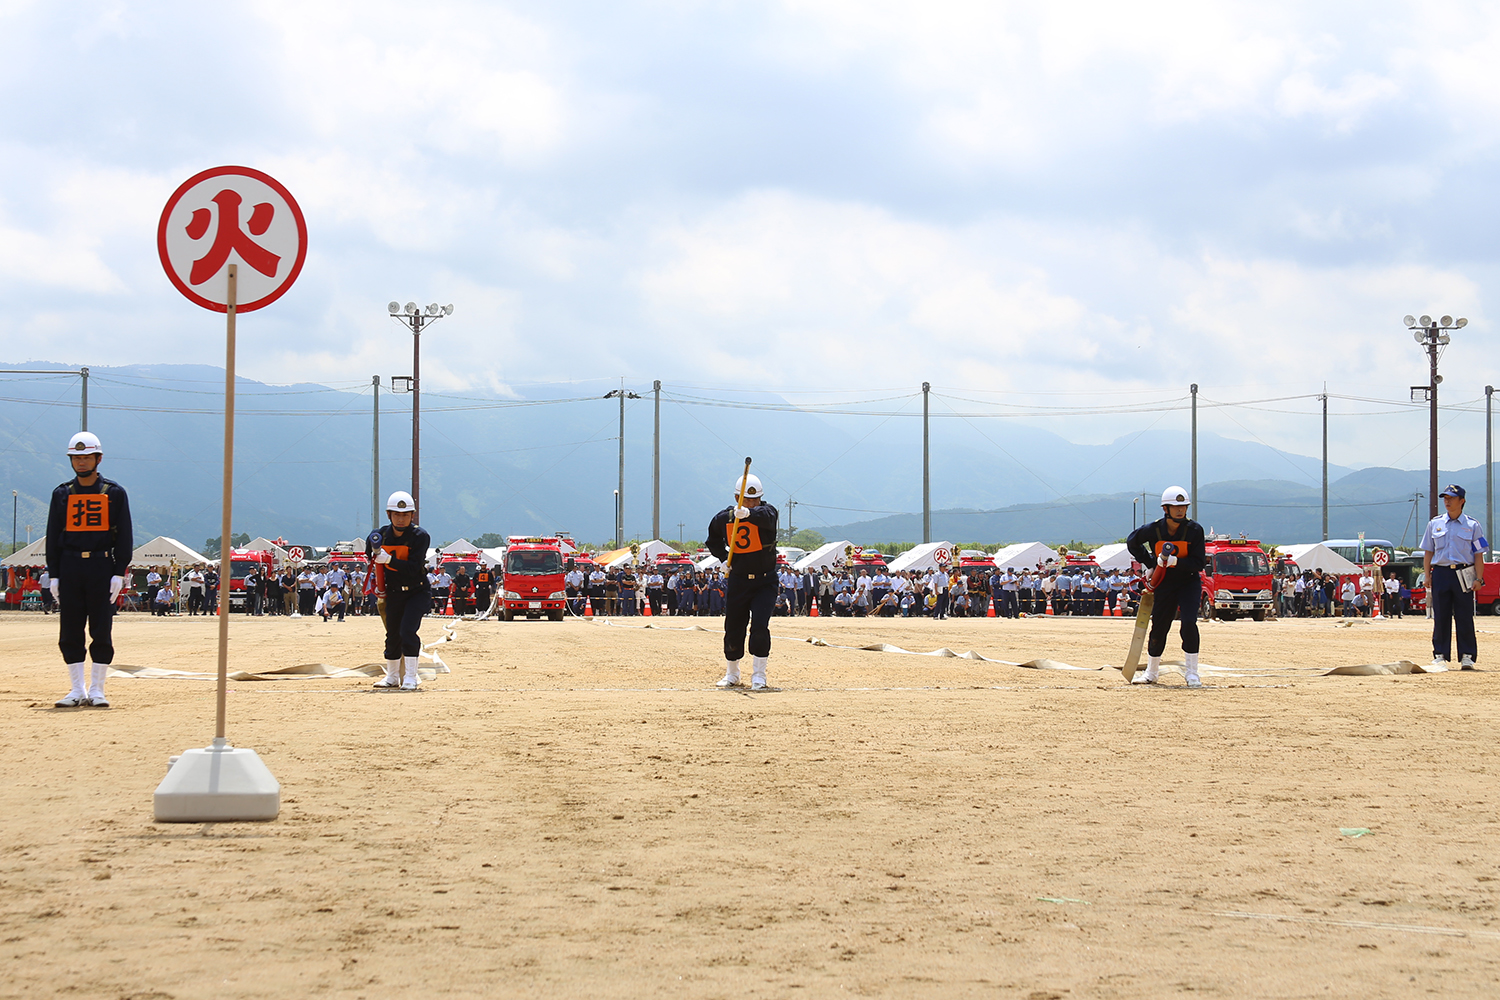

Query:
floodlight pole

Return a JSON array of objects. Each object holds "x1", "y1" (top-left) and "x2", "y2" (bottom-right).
[
  {"x1": 1407, "y1": 314, "x2": 1465, "y2": 520},
  {"x1": 387, "y1": 303, "x2": 453, "y2": 520},
  {"x1": 604, "y1": 385, "x2": 641, "y2": 549}
]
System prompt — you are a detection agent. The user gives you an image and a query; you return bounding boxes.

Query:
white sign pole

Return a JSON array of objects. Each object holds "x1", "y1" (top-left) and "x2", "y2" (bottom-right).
[
  {"x1": 153, "y1": 165, "x2": 304, "y2": 823},
  {"x1": 214, "y1": 264, "x2": 237, "y2": 741}
]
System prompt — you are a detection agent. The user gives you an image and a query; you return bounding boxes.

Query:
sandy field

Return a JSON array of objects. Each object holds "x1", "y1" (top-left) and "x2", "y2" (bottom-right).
[{"x1": 1, "y1": 607, "x2": 1498, "y2": 999}]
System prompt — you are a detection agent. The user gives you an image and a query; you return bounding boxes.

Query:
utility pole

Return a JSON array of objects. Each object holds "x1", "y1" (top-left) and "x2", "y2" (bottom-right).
[
  {"x1": 1190, "y1": 383, "x2": 1198, "y2": 523},
  {"x1": 1488, "y1": 385, "x2": 1494, "y2": 548},
  {"x1": 80, "y1": 367, "x2": 88, "y2": 431},
  {"x1": 653, "y1": 380, "x2": 661, "y2": 541},
  {"x1": 1321, "y1": 391, "x2": 1328, "y2": 541},
  {"x1": 922, "y1": 381, "x2": 931, "y2": 544},
  {"x1": 372, "y1": 375, "x2": 380, "y2": 531}
]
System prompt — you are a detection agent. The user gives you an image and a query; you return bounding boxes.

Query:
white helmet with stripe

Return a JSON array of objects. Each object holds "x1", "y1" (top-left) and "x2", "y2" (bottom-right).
[
  {"x1": 1160, "y1": 485, "x2": 1190, "y2": 506},
  {"x1": 66, "y1": 431, "x2": 102, "y2": 456},
  {"x1": 386, "y1": 490, "x2": 416, "y2": 513}
]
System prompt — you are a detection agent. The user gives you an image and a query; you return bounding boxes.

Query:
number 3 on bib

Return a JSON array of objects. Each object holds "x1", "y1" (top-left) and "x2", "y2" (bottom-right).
[{"x1": 728, "y1": 522, "x2": 763, "y2": 554}]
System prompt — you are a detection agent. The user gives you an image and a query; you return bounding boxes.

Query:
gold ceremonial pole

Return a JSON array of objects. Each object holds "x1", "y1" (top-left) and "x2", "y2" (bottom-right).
[{"x1": 214, "y1": 264, "x2": 237, "y2": 742}]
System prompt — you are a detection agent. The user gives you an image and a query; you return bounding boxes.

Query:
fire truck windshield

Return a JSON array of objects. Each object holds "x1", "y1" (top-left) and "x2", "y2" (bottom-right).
[
  {"x1": 507, "y1": 550, "x2": 563, "y2": 575},
  {"x1": 1213, "y1": 551, "x2": 1269, "y2": 577}
]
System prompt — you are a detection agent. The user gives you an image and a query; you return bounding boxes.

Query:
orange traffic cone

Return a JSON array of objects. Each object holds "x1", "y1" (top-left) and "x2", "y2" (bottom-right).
[
  {"x1": 643, "y1": 600, "x2": 652, "y2": 617},
  {"x1": 810, "y1": 599, "x2": 819, "y2": 617},
  {"x1": 1371, "y1": 591, "x2": 1382, "y2": 619},
  {"x1": 1045, "y1": 596, "x2": 1054, "y2": 616},
  {"x1": 585, "y1": 597, "x2": 594, "y2": 618},
  {"x1": 987, "y1": 599, "x2": 996, "y2": 618}
]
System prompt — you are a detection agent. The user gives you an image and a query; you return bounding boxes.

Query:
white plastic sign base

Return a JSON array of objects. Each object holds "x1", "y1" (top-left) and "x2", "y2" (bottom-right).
[{"x1": 153, "y1": 739, "x2": 280, "y2": 822}]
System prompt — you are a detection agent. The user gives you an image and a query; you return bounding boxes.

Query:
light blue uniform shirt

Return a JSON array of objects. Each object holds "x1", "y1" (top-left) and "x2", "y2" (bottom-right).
[{"x1": 1420, "y1": 512, "x2": 1489, "y2": 566}]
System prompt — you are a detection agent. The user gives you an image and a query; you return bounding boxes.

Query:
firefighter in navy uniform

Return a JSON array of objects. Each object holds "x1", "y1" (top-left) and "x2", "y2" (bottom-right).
[
  {"x1": 1126, "y1": 485, "x2": 1208, "y2": 687},
  {"x1": 46, "y1": 432, "x2": 132, "y2": 708},
  {"x1": 473, "y1": 562, "x2": 495, "y2": 616},
  {"x1": 705, "y1": 471, "x2": 779, "y2": 691},
  {"x1": 368, "y1": 491, "x2": 431, "y2": 691}
]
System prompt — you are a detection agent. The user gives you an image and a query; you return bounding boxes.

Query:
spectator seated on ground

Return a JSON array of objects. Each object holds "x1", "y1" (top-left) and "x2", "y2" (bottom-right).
[
  {"x1": 775, "y1": 592, "x2": 792, "y2": 616},
  {"x1": 872, "y1": 592, "x2": 899, "y2": 617},
  {"x1": 834, "y1": 590, "x2": 857, "y2": 616},
  {"x1": 900, "y1": 592, "x2": 918, "y2": 617}
]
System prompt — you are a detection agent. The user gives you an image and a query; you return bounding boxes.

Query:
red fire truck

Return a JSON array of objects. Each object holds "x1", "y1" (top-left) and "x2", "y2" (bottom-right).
[
  {"x1": 500, "y1": 536, "x2": 567, "y2": 621},
  {"x1": 1200, "y1": 535, "x2": 1275, "y2": 621},
  {"x1": 842, "y1": 545, "x2": 890, "y2": 573}
]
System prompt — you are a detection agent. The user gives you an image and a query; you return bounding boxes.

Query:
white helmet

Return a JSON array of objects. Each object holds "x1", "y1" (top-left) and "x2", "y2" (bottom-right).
[
  {"x1": 1161, "y1": 485, "x2": 1191, "y2": 506},
  {"x1": 386, "y1": 490, "x2": 416, "y2": 513},
  {"x1": 732, "y1": 473, "x2": 763, "y2": 500},
  {"x1": 66, "y1": 431, "x2": 102, "y2": 457}
]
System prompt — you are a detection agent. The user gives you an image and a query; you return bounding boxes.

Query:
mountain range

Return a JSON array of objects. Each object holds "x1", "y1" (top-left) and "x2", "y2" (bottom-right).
[{"x1": 0, "y1": 361, "x2": 1469, "y2": 551}]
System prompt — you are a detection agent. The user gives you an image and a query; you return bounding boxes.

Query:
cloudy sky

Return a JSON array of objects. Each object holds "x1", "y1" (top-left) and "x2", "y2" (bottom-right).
[{"x1": 2, "y1": 0, "x2": 1498, "y2": 474}]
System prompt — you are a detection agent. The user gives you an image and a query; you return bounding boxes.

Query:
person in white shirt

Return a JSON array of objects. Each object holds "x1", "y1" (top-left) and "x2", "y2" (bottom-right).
[{"x1": 1383, "y1": 571, "x2": 1402, "y2": 618}]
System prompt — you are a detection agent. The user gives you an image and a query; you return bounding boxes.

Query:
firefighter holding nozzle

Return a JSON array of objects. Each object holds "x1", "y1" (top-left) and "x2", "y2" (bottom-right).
[
  {"x1": 706, "y1": 469, "x2": 778, "y2": 691},
  {"x1": 1126, "y1": 486, "x2": 1207, "y2": 687}
]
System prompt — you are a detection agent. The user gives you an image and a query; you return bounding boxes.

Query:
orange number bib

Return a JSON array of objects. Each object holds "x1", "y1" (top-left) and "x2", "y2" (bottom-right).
[
  {"x1": 65, "y1": 494, "x2": 109, "y2": 532},
  {"x1": 727, "y1": 521, "x2": 763, "y2": 554},
  {"x1": 382, "y1": 545, "x2": 409, "y2": 562}
]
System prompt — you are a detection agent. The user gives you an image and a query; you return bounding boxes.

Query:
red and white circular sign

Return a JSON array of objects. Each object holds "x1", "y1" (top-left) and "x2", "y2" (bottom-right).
[
  {"x1": 157, "y1": 166, "x2": 307, "y2": 313},
  {"x1": 288, "y1": 546, "x2": 305, "y2": 562},
  {"x1": 1373, "y1": 549, "x2": 1390, "y2": 566}
]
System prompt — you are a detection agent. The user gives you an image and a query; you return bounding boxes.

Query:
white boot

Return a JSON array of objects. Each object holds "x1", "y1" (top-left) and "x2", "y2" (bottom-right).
[
  {"x1": 750, "y1": 656, "x2": 769, "y2": 691},
  {"x1": 716, "y1": 659, "x2": 742, "y2": 688},
  {"x1": 401, "y1": 655, "x2": 421, "y2": 691},
  {"x1": 375, "y1": 659, "x2": 401, "y2": 688},
  {"x1": 1141, "y1": 655, "x2": 1160, "y2": 684},
  {"x1": 55, "y1": 662, "x2": 87, "y2": 707},
  {"x1": 86, "y1": 664, "x2": 110, "y2": 708},
  {"x1": 1184, "y1": 652, "x2": 1201, "y2": 688}
]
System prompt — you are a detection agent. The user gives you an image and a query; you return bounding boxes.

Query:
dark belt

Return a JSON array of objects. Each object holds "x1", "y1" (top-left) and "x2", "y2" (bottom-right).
[
  {"x1": 66, "y1": 548, "x2": 113, "y2": 559},
  {"x1": 1439, "y1": 563, "x2": 1472, "y2": 569}
]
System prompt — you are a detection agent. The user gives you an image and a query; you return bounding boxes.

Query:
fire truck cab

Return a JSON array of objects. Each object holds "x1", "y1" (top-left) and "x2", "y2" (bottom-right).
[
  {"x1": 228, "y1": 548, "x2": 277, "y2": 613},
  {"x1": 501, "y1": 536, "x2": 567, "y2": 622},
  {"x1": 1201, "y1": 535, "x2": 1275, "y2": 621}
]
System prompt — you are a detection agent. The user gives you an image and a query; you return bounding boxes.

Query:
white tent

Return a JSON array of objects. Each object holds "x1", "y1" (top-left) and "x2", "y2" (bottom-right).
[
  {"x1": 440, "y1": 538, "x2": 480, "y2": 555},
  {"x1": 695, "y1": 553, "x2": 722, "y2": 571},
  {"x1": 1281, "y1": 543, "x2": 1361, "y2": 576},
  {"x1": 991, "y1": 541, "x2": 1060, "y2": 570},
  {"x1": 244, "y1": 537, "x2": 290, "y2": 565},
  {"x1": 1, "y1": 537, "x2": 47, "y2": 567},
  {"x1": 890, "y1": 541, "x2": 955, "y2": 573},
  {"x1": 794, "y1": 540, "x2": 855, "y2": 572},
  {"x1": 134, "y1": 536, "x2": 213, "y2": 566},
  {"x1": 479, "y1": 546, "x2": 504, "y2": 568},
  {"x1": 1090, "y1": 543, "x2": 1135, "y2": 570},
  {"x1": 604, "y1": 539, "x2": 676, "y2": 569}
]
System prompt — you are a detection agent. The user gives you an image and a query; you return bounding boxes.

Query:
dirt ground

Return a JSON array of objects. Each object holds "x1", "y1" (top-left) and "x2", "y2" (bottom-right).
[{"x1": 2, "y1": 608, "x2": 1498, "y2": 999}]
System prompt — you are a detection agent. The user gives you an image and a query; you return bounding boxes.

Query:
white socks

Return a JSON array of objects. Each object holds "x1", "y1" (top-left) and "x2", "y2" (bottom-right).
[
  {"x1": 56, "y1": 662, "x2": 87, "y2": 707},
  {"x1": 1184, "y1": 652, "x2": 1201, "y2": 688},
  {"x1": 751, "y1": 656, "x2": 768, "y2": 690},
  {"x1": 376, "y1": 659, "x2": 401, "y2": 687},
  {"x1": 718, "y1": 659, "x2": 741, "y2": 688},
  {"x1": 1143, "y1": 656, "x2": 1160, "y2": 683},
  {"x1": 401, "y1": 655, "x2": 421, "y2": 690}
]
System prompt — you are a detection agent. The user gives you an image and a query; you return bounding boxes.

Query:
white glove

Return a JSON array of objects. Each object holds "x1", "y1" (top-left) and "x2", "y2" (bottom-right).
[
  {"x1": 109, "y1": 576, "x2": 124, "y2": 602},
  {"x1": 1164, "y1": 554, "x2": 1178, "y2": 568},
  {"x1": 734, "y1": 506, "x2": 751, "y2": 519},
  {"x1": 50, "y1": 579, "x2": 59, "y2": 600},
  {"x1": 374, "y1": 550, "x2": 392, "y2": 565}
]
